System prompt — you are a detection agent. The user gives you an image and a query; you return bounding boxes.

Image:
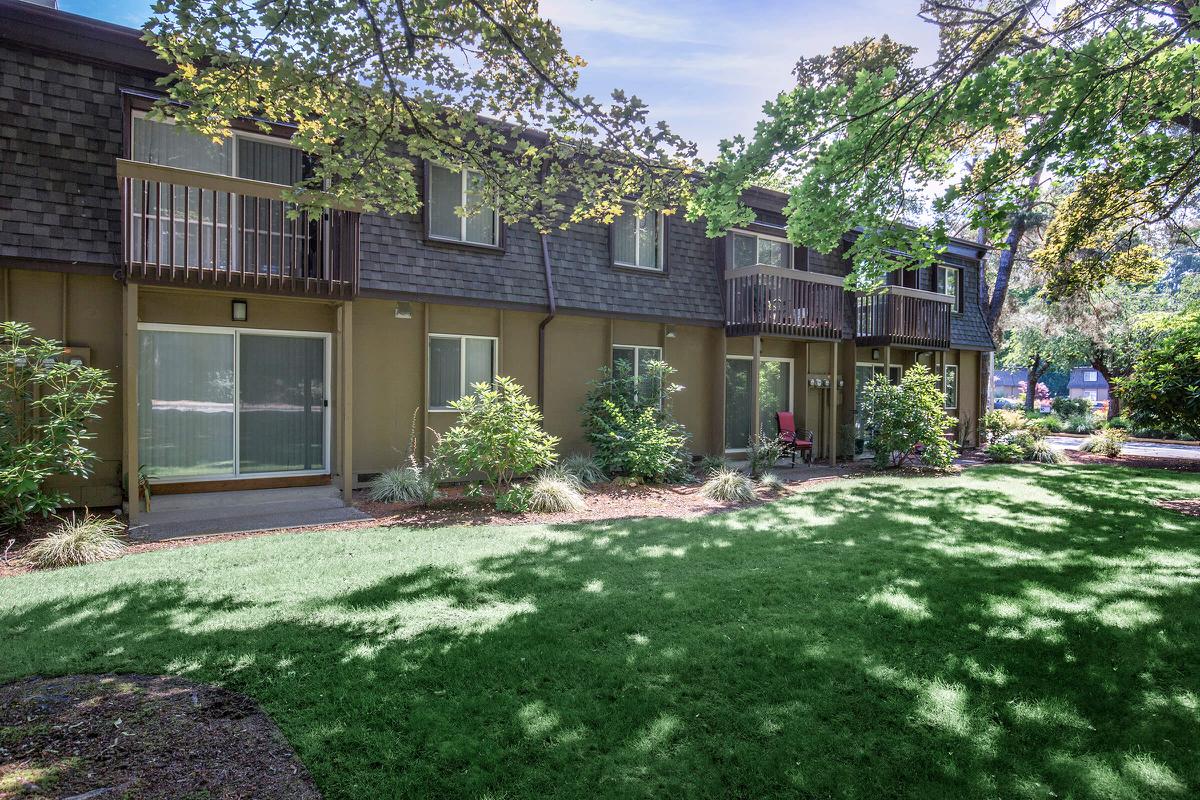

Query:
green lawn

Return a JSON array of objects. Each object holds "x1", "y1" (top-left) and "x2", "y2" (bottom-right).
[{"x1": 3, "y1": 465, "x2": 1200, "y2": 799}]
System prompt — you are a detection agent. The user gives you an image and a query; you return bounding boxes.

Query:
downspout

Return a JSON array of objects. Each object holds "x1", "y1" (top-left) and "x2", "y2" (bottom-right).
[{"x1": 537, "y1": 233, "x2": 556, "y2": 409}]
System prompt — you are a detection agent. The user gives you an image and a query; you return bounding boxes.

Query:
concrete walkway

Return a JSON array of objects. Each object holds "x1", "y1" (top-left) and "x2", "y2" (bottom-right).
[
  {"x1": 128, "y1": 485, "x2": 370, "y2": 542},
  {"x1": 1046, "y1": 435, "x2": 1200, "y2": 461}
]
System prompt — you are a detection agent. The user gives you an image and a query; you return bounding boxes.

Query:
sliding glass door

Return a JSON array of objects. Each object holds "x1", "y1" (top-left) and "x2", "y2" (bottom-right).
[
  {"x1": 139, "y1": 326, "x2": 329, "y2": 481},
  {"x1": 724, "y1": 356, "x2": 794, "y2": 451}
]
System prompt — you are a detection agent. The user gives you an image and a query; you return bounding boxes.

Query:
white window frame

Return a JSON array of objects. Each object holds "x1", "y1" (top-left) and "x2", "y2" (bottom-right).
[
  {"x1": 731, "y1": 230, "x2": 792, "y2": 269},
  {"x1": 943, "y1": 363, "x2": 959, "y2": 409},
  {"x1": 612, "y1": 201, "x2": 664, "y2": 271},
  {"x1": 137, "y1": 322, "x2": 332, "y2": 483},
  {"x1": 427, "y1": 333, "x2": 499, "y2": 411},
  {"x1": 724, "y1": 354, "x2": 795, "y2": 453},
  {"x1": 130, "y1": 109, "x2": 302, "y2": 185},
  {"x1": 427, "y1": 165, "x2": 501, "y2": 247},
  {"x1": 612, "y1": 344, "x2": 665, "y2": 404},
  {"x1": 935, "y1": 264, "x2": 961, "y2": 313},
  {"x1": 1084, "y1": 370, "x2": 1098, "y2": 383}
]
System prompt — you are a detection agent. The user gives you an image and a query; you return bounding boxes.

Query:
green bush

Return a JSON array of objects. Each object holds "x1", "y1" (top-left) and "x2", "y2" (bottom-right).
[
  {"x1": 527, "y1": 474, "x2": 586, "y2": 513},
  {"x1": 981, "y1": 409, "x2": 1026, "y2": 443},
  {"x1": 696, "y1": 454, "x2": 730, "y2": 477},
  {"x1": 1080, "y1": 428, "x2": 1127, "y2": 457},
  {"x1": 1062, "y1": 413, "x2": 1098, "y2": 434},
  {"x1": 24, "y1": 513, "x2": 125, "y2": 569},
  {"x1": 1, "y1": 321, "x2": 114, "y2": 529},
  {"x1": 699, "y1": 468, "x2": 756, "y2": 503},
  {"x1": 1051, "y1": 396, "x2": 1092, "y2": 418},
  {"x1": 1106, "y1": 416, "x2": 1130, "y2": 430},
  {"x1": 561, "y1": 453, "x2": 606, "y2": 485},
  {"x1": 1028, "y1": 415, "x2": 1063, "y2": 434},
  {"x1": 437, "y1": 376, "x2": 559, "y2": 502},
  {"x1": 860, "y1": 365, "x2": 958, "y2": 470},
  {"x1": 494, "y1": 484, "x2": 533, "y2": 513},
  {"x1": 746, "y1": 432, "x2": 785, "y2": 478},
  {"x1": 369, "y1": 467, "x2": 440, "y2": 505},
  {"x1": 581, "y1": 360, "x2": 690, "y2": 483},
  {"x1": 984, "y1": 442, "x2": 1025, "y2": 463}
]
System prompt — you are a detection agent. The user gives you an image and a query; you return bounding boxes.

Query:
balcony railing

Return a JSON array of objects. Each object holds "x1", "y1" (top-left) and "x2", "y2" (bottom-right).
[
  {"x1": 855, "y1": 287, "x2": 951, "y2": 349},
  {"x1": 724, "y1": 265, "x2": 845, "y2": 340},
  {"x1": 118, "y1": 159, "x2": 358, "y2": 297}
]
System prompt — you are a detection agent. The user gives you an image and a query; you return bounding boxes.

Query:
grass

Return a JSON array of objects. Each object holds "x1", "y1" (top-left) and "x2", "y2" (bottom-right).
[{"x1": 3, "y1": 464, "x2": 1200, "y2": 799}]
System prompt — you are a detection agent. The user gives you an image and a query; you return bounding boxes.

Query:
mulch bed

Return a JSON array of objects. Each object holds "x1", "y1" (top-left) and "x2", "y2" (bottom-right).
[
  {"x1": 1156, "y1": 499, "x2": 1200, "y2": 518},
  {"x1": 1066, "y1": 451, "x2": 1200, "y2": 472},
  {"x1": 0, "y1": 674, "x2": 319, "y2": 800}
]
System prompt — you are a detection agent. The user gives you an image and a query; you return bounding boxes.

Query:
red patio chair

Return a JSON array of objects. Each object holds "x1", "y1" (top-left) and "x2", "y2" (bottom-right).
[{"x1": 776, "y1": 411, "x2": 814, "y2": 466}]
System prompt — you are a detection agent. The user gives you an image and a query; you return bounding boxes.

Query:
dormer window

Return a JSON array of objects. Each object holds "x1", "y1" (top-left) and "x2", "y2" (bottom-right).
[
  {"x1": 427, "y1": 164, "x2": 499, "y2": 247},
  {"x1": 612, "y1": 202, "x2": 663, "y2": 271},
  {"x1": 732, "y1": 231, "x2": 789, "y2": 268}
]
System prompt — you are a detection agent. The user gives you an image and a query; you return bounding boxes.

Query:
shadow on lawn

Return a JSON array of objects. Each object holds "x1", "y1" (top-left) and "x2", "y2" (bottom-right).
[{"x1": 2, "y1": 465, "x2": 1199, "y2": 799}]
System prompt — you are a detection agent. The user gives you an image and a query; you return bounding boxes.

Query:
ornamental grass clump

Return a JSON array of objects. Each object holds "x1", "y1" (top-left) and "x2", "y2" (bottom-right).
[
  {"x1": 24, "y1": 513, "x2": 125, "y2": 569},
  {"x1": 527, "y1": 473, "x2": 586, "y2": 513},
  {"x1": 1080, "y1": 428, "x2": 1127, "y2": 458},
  {"x1": 758, "y1": 472, "x2": 785, "y2": 490},
  {"x1": 561, "y1": 453, "x2": 606, "y2": 486},
  {"x1": 370, "y1": 467, "x2": 440, "y2": 505},
  {"x1": 700, "y1": 468, "x2": 756, "y2": 504},
  {"x1": 1030, "y1": 439, "x2": 1068, "y2": 464}
]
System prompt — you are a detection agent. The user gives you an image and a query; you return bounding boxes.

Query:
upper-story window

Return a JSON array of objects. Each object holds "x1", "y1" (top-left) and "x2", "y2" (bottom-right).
[
  {"x1": 933, "y1": 264, "x2": 961, "y2": 313},
  {"x1": 612, "y1": 203, "x2": 663, "y2": 271},
  {"x1": 732, "y1": 232, "x2": 790, "y2": 269},
  {"x1": 427, "y1": 164, "x2": 499, "y2": 247},
  {"x1": 131, "y1": 114, "x2": 303, "y2": 185},
  {"x1": 1084, "y1": 370, "x2": 1098, "y2": 383}
]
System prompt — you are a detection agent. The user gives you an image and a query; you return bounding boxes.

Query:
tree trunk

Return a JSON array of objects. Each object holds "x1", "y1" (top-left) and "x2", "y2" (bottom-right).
[
  {"x1": 1092, "y1": 361, "x2": 1124, "y2": 419},
  {"x1": 985, "y1": 167, "x2": 1045, "y2": 339},
  {"x1": 1025, "y1": 358, "x2": 1045, "y2": 413}
]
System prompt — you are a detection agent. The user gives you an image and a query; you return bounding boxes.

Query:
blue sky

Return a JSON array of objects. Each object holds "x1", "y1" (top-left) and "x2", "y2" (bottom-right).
[{"x1": 61, "y1": 0, "x2": 937, "y2": 157}]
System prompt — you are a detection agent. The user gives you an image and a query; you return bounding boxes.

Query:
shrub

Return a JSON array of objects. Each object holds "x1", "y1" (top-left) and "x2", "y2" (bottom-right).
[
  {"x1": 758, "y1": 472, "x2": 785, "y2": 490},
  {"x1": 1051, "y1": 396, "x2": 1092, "y2": 418},
  {"x1": 746, "y1": 432, "x2": 785, "y2": 478},
  {"x1": 1028, "y1": 415, "x2": 1063, "y2": 434},
  {"x1": 437, "y1": 376, "x2": 559, "y2": 500},
  {"x1": 696, "y1": 454, "x2": 730, "y2": 477},
  {"x1": 699, "y1": 468, "x2": 756, "y2": 503},
  {"x1": 527, "y1": 474, "x2": 586, "y2": 513},
  {"x1": 1080, "y1": 428, "x2": 1127, "y2": 457},
  {"x1": 981, "y1": 409, "x2": 1026, "y2": 443},
  {"x1": 1029, "y1": 439, "x2": 1067, "y2": 464},
  {"x1": 370, "y1": 467, "x2": 440, "y2": 505},
  {"x1": 1106, "y1": 416, "x2": 1131, "y2": 430},
  {"x1": 494, "y1": 484, "x2": 533, "y2": 513},
  {"x1": 1, "y1": 321, "x2": 114, "y2": 529},
  {"x1": 1005, "y1": 430, "x2": 1038, "y2": 457},
  {"x1": 860, "y1": 365, "x2": 958, "y2": 470},
  {"x1": 984, "y1": 442, "x2": 1025, "y2": 463},
  {"x1": 581, "y1": 360, "x2": 691, "y2": 483},
  {"x1": 538, "y1": 464, "x2": 586, "y2": 492},
  {"x1": 1062, "y1": 412, "x2": 1098, "y2": 434},
  {"x1": 561, "y1": 453, "x2": 606, "y2": 485},
  {"x1": 24, "y1": 513, "x2": 125, "y2": 569}
]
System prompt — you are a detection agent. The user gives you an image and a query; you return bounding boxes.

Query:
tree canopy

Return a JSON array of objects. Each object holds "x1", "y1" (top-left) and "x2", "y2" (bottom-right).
[
  {"x1": 1115, "y1": 304, "x2": 1200, "y2": 438},
  {"x1": 690, "y1": 1, "x2": 1200, "y2": 298},
  {"x1": 144, "y1": 0, "x2": 698, "y2": 227}
]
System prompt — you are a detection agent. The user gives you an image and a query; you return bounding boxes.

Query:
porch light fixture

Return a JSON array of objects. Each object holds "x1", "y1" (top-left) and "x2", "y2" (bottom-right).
[
  {"x1": 664, "y1": 325, "x2": 676, "y2": 338},
  {"x1": 394, "y1": 301, "x2": 413, "y2": 319},
  {"x1": 231, "y1": 299, "x2": 248, "y2": 322},
  {"x1": 871, "y1": 348, "x2": 881, "y2": 360}
]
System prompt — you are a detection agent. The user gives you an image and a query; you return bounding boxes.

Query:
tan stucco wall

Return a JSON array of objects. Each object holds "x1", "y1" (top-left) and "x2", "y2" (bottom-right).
[{"x1": 2, "y1": 268, "x2": 124, "y2": 506}]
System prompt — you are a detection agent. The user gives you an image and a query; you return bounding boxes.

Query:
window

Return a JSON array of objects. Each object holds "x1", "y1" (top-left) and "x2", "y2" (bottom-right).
[
  {"x1": 934, "y1": 265, "x2": 961, "y2": 313},
  {"x1": 1084, "y1": 370, "x2": 1098, "y2": 383},
  {"x1": 943, "y1": 364, "x2": 959, "y2": 409},
  {"x1": 612, "y1": 202, "x2": 662, "y2": 270},
  {"x1": 732, "y1": 232, "x2": 790, "y2": 269},
  {"x1": 612, "y1": 345, "x2": 663, "y2": 402},
  {"x1": 427, "y1": 164, "x2": 499, "y2": 246},
  {"x1": 724, "y1": 356, "x2": 793, "y2": 451},
  {"x1": 428, "y1": 335, "x2": 497, "y2": 409},
  {"x1": 888, "y1": 365, "x2": 903, "y2": 385},
  {"x1": 131, "y1": 114, "x2": 304, "y2": 185}
]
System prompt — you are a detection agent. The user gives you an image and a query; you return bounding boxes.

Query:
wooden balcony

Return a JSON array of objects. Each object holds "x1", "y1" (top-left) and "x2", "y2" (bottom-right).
[
  {"x1": 855, "y1": 287, "x2": 951, "y2": 349},
  {"x1": 724, "y1": 265, "x2": 845, "y2": 340},
  {"x1": 118, "y1": 159, "x2": 359, "y2": 298}
]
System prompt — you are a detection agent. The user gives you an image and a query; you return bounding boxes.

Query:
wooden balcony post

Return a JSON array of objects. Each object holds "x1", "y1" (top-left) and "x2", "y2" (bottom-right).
[
  {"x1": 122, "y1": 282, "x2": 139, "y2": 522},
  {"x1": 751, "y1": 335, "x2": 762, "y2": 439}
]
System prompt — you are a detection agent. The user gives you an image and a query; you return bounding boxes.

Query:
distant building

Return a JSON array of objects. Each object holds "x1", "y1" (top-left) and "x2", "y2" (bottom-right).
[
  {"x1": 1068, "y1": 368, "x2": 1109, "y2": 403},
  {"x1": 993, "y1": 369, "x2": 1026, "y2": 399}
]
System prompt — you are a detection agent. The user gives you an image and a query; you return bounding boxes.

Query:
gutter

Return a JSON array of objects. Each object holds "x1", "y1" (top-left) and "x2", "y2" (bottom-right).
[{"x1": 537, "y1": 233, "x2": 556, "y2": 410}]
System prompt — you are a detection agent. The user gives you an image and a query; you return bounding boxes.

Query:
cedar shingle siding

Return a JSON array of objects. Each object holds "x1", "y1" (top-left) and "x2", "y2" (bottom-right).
[{"x1": 0, "y1": 44, "x2": 154, "y2": 267}]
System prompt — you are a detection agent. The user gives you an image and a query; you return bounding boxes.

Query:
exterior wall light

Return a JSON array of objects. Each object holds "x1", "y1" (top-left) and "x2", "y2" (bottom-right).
[
  {"x1": 394, "y1": 302, "x2": 413, "y2": 319},
  {"x1": 231, "y1": 299, "x2": 248, "y2": 322}
]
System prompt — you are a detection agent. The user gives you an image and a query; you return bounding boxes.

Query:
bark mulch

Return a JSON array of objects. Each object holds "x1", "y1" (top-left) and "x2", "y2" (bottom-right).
[
  {"x1": 1066, "y1": 451, "x2": 1200, "y2": 472},
  {"x1": 0, "y1": 674, "x2": 319, "y2": 800},
  {"x1": 1156, "y1": 499, "x2": 1200, "y2": 518}
]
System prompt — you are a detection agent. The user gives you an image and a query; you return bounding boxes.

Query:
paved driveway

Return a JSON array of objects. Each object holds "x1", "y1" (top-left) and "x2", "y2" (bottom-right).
[{"x1": 1046, "y1": 435, "x2": 1200, "y2": 461}]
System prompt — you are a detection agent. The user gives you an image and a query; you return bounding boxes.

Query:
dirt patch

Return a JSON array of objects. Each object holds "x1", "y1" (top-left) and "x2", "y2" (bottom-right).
[
  {"x1": 1156, "y1": 499, "x2": 1200, "y2": 518},
  {"x1": 1066, "y1": 451, "x2": 1200, "y2": 472},
  {"x1": 0, "y1": 674, "x2": 319, "y2": 800}
]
